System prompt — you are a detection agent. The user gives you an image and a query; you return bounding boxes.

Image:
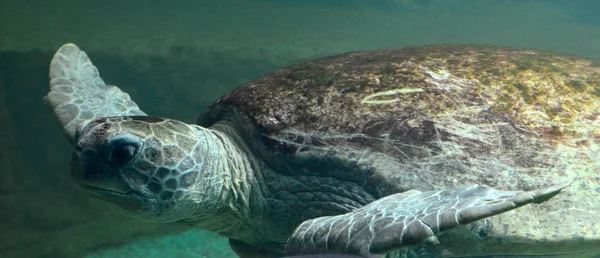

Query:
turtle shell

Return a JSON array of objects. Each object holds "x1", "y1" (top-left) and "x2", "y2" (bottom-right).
[{"x1": 199, "y1": 45, "x2": 600, "y2": 256}]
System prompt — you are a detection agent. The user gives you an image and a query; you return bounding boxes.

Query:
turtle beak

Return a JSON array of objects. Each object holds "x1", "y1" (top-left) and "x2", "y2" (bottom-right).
[
  {"x1": 70, "y1": 151, "x2": 152, "y2": 213},
  {"x1": 70, "y1": 151, "x2": 131, "y2": 194}
]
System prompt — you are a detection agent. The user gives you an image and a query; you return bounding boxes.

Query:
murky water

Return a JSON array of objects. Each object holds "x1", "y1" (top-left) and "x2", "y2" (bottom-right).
[{"x1": 0, "y1": 0, "x2": 599, "y2": 257}]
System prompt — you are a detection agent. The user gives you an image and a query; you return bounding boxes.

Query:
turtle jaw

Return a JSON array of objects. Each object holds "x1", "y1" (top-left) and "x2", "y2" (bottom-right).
[
  {"x1": 70, "y1": 151, "x2": 155, "y2": 212},
  {"x1": 83, "y1": 185, "x2": 154, "y2": 212},
  {"x1": 70, "y1": 151, "x2": 131, "y2": 192}
]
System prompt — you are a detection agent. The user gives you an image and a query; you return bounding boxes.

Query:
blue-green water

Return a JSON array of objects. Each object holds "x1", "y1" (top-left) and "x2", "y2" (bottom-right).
[{"x1": 0, "y1": 0, "x2": 599, "y2": 257}]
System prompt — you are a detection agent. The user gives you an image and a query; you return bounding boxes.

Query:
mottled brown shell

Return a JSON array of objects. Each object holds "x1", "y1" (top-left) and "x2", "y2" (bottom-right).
[
  {"x1": 199, "y1": 45, "x2": 600, "y2": 256},
  {"x1": 205, "y1": 45, "x2": 598, "y2": 140}
]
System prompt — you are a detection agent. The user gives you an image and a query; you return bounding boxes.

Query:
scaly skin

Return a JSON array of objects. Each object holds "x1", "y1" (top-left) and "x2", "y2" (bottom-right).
[
  {"x1": 70, "y1": 115, "x2": 269, "y2": 241},
  {"x1": 45, "y1": 44, "x2": 145, "y2": 143},
  {"x1": 46, "y1": 43, "x2": 568, "y2": 257},
  {"x1": 45, "y1": 44, "x2": 271, "y2": 242}
]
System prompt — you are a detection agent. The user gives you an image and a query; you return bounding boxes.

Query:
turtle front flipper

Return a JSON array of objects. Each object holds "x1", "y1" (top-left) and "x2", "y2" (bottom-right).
[
  {"x1": 45, "y1": 43, "x2": 146, "y2": 143},
  {"x1": 285, "y1": 183, "x2": 568, "y2": 257}
]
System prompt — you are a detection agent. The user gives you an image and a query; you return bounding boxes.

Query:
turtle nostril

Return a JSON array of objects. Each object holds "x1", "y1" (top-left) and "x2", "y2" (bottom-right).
[
  {"x1": 71, "y1": 151, "x2": 117, "y2": 180},
  {"x1": 84, "y1": 162, "x2": 108, "y2": 180},
  {"x1": 71, "y1": 154, "x2": 132, "y2": 194},
  {"x1": 72, "y1": 153, "x2": 113, "y2": 181}
]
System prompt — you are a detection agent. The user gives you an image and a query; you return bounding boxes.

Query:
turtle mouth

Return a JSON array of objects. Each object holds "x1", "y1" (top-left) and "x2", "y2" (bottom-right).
[
  {"x1": 83, "y1": 184, "x2": 137, "y2": 197},
  {"x1": 82, "y1": 184, "x2": 150, "y2": 198},
  {"x1": 81, "y1": 185, "x2": 155, "y2": 211},
  {"x1": 71, "y1": 151, "x2": 150, "y2": 200}
]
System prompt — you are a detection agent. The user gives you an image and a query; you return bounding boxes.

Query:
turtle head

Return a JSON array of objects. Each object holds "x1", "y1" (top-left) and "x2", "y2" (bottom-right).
[
  {"x1": 47, "y1": 43, "x2": 227, "y2": 224},
  {"x1": 71, "y1": 116, "x2": 207, "y2": 222}
]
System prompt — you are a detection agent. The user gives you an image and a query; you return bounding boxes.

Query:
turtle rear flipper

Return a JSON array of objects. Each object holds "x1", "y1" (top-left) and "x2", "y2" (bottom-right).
[
  {"x1": 285, "y1": 183, "x2": 568, "y2": 257},
  {"x1": 45, "y1": 43, "x2": 146, "y2": 143}
]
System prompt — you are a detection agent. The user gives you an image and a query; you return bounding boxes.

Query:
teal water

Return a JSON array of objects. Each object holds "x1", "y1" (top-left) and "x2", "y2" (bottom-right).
[{"x1": 0, "y1": 0, "x2": 599, "y2": 257}]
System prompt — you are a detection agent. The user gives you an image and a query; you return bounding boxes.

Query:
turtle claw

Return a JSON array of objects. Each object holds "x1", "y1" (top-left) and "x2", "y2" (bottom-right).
[
  {"x1": 528, "y1": 182, "x2": 571, "y2": 204},
  {"x1": 46, "y1": 43, "x2": 146, "y2": 143},
  {"x1": 285, "y1": 184, "x2": 567, "y2": 257}
]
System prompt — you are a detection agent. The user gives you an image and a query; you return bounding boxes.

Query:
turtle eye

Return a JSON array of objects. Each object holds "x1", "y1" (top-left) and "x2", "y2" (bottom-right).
[
  {"x1": 110, "y1": 144, "x2": 137, "y2": 165},
  {"x1": 107, "y1": 138, "x2": 140, "y2": 166}
]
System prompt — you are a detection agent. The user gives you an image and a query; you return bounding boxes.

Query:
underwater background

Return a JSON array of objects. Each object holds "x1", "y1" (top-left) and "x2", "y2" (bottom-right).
[{"x1": 0, "y1": 0, "x2": 599, "y2": 257}]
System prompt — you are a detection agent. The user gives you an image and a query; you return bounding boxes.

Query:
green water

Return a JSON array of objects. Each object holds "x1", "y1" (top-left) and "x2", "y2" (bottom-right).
[{"x1": 0, "y1": 0, "x2": 599, "y2": 257}]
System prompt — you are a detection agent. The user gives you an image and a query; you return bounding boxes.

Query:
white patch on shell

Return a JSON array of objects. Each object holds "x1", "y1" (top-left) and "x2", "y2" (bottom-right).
[{"x1": 360, "y1": 65, "x2": 478, "y2": 105}]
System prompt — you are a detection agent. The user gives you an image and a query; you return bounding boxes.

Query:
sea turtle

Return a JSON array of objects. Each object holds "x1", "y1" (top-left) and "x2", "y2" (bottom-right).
[{"x1": 45, "y1": 43, "x2": 600, "y2": 257}]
